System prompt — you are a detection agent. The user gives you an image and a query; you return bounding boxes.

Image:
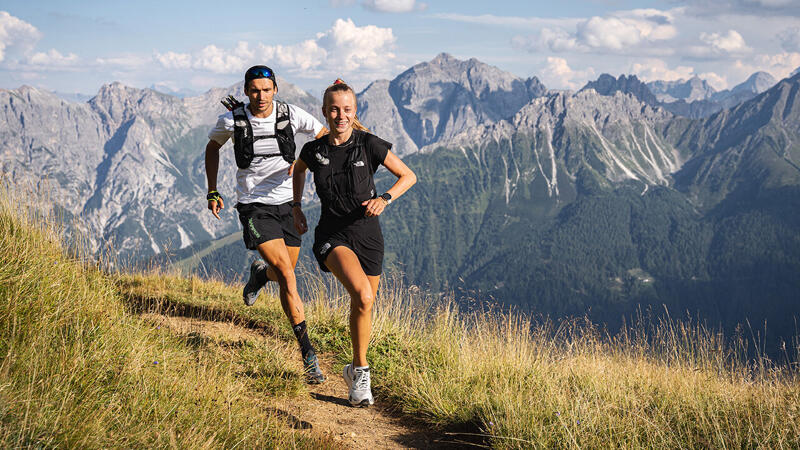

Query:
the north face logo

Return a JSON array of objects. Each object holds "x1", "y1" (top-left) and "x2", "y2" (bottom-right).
[
  {"x1": 315, "y1": 153, "x2": 330, "y2": 165},
  {"x1": 319, "y1": 242, "x2": 331, "y2": 255}
]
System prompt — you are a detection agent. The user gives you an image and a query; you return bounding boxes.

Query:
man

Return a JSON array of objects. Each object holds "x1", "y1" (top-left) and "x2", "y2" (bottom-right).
[{"x1": 204, "y1": 65, "x2": 327, "y2": 383}]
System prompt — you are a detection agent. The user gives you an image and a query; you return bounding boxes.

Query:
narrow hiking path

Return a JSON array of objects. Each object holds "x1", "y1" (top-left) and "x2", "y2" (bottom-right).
[{"x1": 140, "y1": 313, "x2": 473, "y2": 449}]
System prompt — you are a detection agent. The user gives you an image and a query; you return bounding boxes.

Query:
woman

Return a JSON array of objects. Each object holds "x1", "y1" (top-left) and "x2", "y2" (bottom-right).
[{"x1": 291, "y1": 79, "x2": 416, "y2": 407}]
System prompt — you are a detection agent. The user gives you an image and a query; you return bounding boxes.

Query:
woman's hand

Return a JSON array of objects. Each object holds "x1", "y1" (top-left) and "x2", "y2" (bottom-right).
[
  {"x1": 293, "y1": 206, "x2": 308, "y2": 234},
  {"x1": 362, "y1": 197, "x2": 388, "y2": 217}
]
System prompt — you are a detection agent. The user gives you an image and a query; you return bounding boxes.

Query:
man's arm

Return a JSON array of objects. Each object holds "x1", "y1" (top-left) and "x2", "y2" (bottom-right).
[{"x1": 205, "y1": 139, "x2": 224, "y2": 219}]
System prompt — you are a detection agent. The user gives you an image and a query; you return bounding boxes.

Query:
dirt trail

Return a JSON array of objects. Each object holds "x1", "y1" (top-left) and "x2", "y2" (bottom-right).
[{"x1": 142, "y1": 313, "x2": 474, "y2": 449}]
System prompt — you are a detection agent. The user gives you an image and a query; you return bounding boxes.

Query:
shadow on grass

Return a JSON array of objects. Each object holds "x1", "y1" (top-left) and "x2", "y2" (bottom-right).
[
  {"x1": 121, "y1": 292, "x2": 283, "y2": 338},
  {"x1": 263, "y1": 407, "x2": 313, "y2": 430}
]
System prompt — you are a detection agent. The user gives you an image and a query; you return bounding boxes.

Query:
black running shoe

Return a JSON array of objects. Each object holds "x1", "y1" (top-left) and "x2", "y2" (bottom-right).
[
  {"x1": 303, "y1": 352, "x2": 326, "y2": 384},
  {"x1": 242, "y1": 260, "x2": 267, "y2": 306}
]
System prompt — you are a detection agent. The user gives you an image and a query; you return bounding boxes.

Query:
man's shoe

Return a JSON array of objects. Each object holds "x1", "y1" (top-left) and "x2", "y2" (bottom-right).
[
  {"x1": 242, "y1": 260, "x2": 267, "y2": 306},
  {"x1": 343, "y1": 364, "x2": 374, "y2": 407},
  {"x1": 303, "y1": 352, "x2": 326, "y2": 384}
]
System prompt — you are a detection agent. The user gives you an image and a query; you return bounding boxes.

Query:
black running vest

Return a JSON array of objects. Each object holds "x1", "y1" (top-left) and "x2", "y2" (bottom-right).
[
  {"x1": 231, "y1": 100, "x2": 296, "y2": 169},
  {"x1": 306, "y1": 131, "x2": 377, "y2": 218}
]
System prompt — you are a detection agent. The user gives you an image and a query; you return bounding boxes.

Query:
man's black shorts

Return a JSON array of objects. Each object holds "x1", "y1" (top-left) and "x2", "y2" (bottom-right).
[
  {"x1": 236, "y1": 202, "x2": 301, "y2": 250},
  {"x1": 313, "y1": 216, "x2": 384, "y2": 276}
]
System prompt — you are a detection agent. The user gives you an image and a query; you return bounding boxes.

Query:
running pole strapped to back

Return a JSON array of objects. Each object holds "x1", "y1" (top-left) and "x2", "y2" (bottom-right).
[{"x1": 220, "y1": 95, "x2": 296, "y2": 168}]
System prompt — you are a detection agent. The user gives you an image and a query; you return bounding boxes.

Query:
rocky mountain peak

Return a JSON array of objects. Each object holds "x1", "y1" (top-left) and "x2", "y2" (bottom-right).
[
  {"x1": 646, "y1": 76, "x2": 716, "y2": 103},
  {"x1": 360, "y1": 54, "x2": 547, "y2": 151},
  {"x1": 732, "y1": 71, "x2": 776, "y2": 94},
  {"x1": 581, "y1": 73, "x2": 658, "y2": 106},
  {"x1": 430, "y1": 52, "x2": 456, "y2": 65}
]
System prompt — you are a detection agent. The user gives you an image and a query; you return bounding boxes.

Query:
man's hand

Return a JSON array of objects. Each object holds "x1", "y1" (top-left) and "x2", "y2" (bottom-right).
[{"x1": 207, "y1": 191, "x2": 224, "y2": 220}]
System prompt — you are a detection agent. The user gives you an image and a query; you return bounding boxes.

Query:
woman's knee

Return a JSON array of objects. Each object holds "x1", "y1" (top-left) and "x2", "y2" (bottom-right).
[{"x1": 351, "y1": 284, "x2": 374, "y2": 313}]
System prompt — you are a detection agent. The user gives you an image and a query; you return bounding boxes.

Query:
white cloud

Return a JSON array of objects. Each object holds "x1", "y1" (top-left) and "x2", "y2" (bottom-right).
[
  {"x1": 155, "y1": 51, "x2": 192, "y2": 70},
  {"x1": 541, "y1": 57, "x2": 595, "y2": 90},
  {"x1": 0, "y1": 11, "x2": 42, "y2": 63},
  {"x1": 316, "y1": 18, "x2": 395, "y2": 71},
  {"x1": 513, "y1": 8, "x2": 678, "y2": 55},
  {"x1": 698, "y1": 71, "x2": 729, "y2": 90},
  {"x1": 513, "y1": 27, "x2": 585, "y2": 53},
  {"x1": 628, "y1": 58, "x2": 730, "y2": 89},
  {"x1": 95, "y1": 54, "x2": 152, "y2": 68},
  {"x1": 153, "y1": 19, "x2": 395, "y2": 79},
  {"x1": 28, "y1": 49, "x2": 79, "y2": 66},
  {"x1": 685, "y1": 30, "x2": 750, "y2": 59},
  {"x1": 732, "y1": 52, "x2": 800, "y2": 81},
  {"x1": 778, "y1": 28, "x2": 800, "y2": 52},
  {"x1": 700, "y1": 30, "x2": 748, "y2": 53},
  {"x1": 576, "y1": 11, "x2": 677, "y2": 51},
  {"x1": 630, "y1": 58, "x2": 696, "y2": 82},
  {"x1": 362, "y1": 0, "x2": 426, "y2": 13}
]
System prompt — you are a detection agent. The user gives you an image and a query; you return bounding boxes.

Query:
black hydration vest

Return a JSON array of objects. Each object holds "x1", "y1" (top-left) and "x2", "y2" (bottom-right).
[
  {"x1": 308, "y1": 130, "x2": 377, "y2": 218},
  {"x1": 229, "y1": 99, "x2": 296, "y2": 169}
]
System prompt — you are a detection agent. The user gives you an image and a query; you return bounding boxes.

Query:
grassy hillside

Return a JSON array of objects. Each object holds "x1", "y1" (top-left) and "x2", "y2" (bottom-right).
[
  {"x1": 1, "y1": 185, "x2": 799, "y2": 448},
  {"x1": 0, "y1": 188, "x2": 330, "y2": 448}
]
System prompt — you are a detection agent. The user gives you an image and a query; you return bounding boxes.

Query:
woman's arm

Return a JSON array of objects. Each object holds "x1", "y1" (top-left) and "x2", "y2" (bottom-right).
[
  {"x1": 362, "y1": 150, "x2": 417, "y2": 217},
  {"x1": 292, "y1": 158, "x2": 310, "y2": 234}
]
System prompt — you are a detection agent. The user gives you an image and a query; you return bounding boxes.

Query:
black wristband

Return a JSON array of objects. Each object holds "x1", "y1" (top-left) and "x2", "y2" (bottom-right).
[
  {"x1": 290, "y1": 201, "x2": 301, "y2": 208},
  {"x1": 207, "y1": 191, "x2": 223, "y2": 202}
]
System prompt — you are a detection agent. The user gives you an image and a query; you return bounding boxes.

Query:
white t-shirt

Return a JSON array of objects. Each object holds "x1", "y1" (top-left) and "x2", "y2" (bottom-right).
[{"x1": 208, "y1": 101, "x2": 324, "y2": 205}]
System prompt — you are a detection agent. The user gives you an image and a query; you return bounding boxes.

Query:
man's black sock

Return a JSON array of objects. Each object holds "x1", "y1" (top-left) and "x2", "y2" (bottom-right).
[{"x1": 292, "y1": 321, "x2": 315, "y2": 358}]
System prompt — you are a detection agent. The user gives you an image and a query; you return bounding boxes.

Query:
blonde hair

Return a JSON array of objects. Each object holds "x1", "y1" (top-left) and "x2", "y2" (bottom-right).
[{"x1": 322, "y1": 79, "x2": 369, "y2": 132}]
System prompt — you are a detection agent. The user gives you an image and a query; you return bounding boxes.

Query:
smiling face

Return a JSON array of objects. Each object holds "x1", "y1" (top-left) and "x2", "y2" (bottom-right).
[
  {"x1": 245, "y1": 78, "x2": 276, "y2": 117},
  {"x1": 323, "y1": 90, "x2": 357, "y2": 138}
]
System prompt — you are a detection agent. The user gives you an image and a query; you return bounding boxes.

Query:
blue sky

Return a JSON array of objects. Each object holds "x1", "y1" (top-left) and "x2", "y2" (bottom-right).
[{"x1": 1, "y1": 0, "x2": 799, "y2": 97}]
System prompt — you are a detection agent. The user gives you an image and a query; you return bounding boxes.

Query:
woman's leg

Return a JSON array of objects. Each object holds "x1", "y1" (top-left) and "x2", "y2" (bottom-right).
[{"x1": 325, "y1": 246, "x2": 375, "y2": 367}]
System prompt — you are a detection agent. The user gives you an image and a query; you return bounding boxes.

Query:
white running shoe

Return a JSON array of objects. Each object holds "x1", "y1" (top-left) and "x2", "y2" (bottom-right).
[{"x1": 343, "y1": 364, "x2": 374, "y2": 407}]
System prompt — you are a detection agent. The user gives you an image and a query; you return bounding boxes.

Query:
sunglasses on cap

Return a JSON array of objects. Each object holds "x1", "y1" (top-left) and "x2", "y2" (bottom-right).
[{"x1": 246, "y1": 66, "x2": 274, "y2": 80}]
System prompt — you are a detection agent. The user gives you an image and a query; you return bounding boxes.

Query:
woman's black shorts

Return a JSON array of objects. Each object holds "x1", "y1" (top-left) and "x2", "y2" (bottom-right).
[
  {"x1": 236, "y1": 202, "x2": 301, "y2": 250},
  {"x1": 313, "y1": 216, "x2": 384, "y2": 276}
]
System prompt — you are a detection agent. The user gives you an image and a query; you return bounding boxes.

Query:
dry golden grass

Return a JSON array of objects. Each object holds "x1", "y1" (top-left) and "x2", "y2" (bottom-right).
[
  {"x1": 0, "y1": 185, "x2": 333, "y2": 448},
  {"x1": 2, "y1": 180, "x2": 798, "y2": 448}
]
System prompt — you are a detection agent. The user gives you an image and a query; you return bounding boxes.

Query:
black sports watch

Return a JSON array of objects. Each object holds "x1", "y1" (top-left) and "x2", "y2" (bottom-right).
[{"x1": 379, "y1": 193, "x2": 392, "y2": 204}]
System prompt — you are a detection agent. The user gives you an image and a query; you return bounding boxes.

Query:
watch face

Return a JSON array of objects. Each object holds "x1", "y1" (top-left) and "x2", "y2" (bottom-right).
[{"x1": 380, "y1": 193, "x2": 392, "y2": 201}]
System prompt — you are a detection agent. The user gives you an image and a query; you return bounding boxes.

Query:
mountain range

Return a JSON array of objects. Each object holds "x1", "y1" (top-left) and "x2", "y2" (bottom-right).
[
  {"x1": 0, "y1": 77, "x2": 320, "y2": 260},
  {"x1": 2, "y1": 54, "x2": 799, "y2": 352}
]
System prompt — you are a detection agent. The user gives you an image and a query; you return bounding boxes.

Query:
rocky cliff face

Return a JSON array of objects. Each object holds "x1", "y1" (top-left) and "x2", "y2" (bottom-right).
[
  {"x1": 647, "y1": 76, "x2": 716, "y2": 103},
  {"x1": 669, "y1": 72, "x2": 800, "y2": 209},
  {"x1": 357, "y1": 53, "x2": 547, "y2": 155},
  {"x1": 581, "y1": 74, "x2": 659, "y2": 106},
  {"x1": 444, "y1": 89, "x2": 681, "y2": 194},
  {"x1": 584, "y1": 71, "x2": 781, "y2": 120}
]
